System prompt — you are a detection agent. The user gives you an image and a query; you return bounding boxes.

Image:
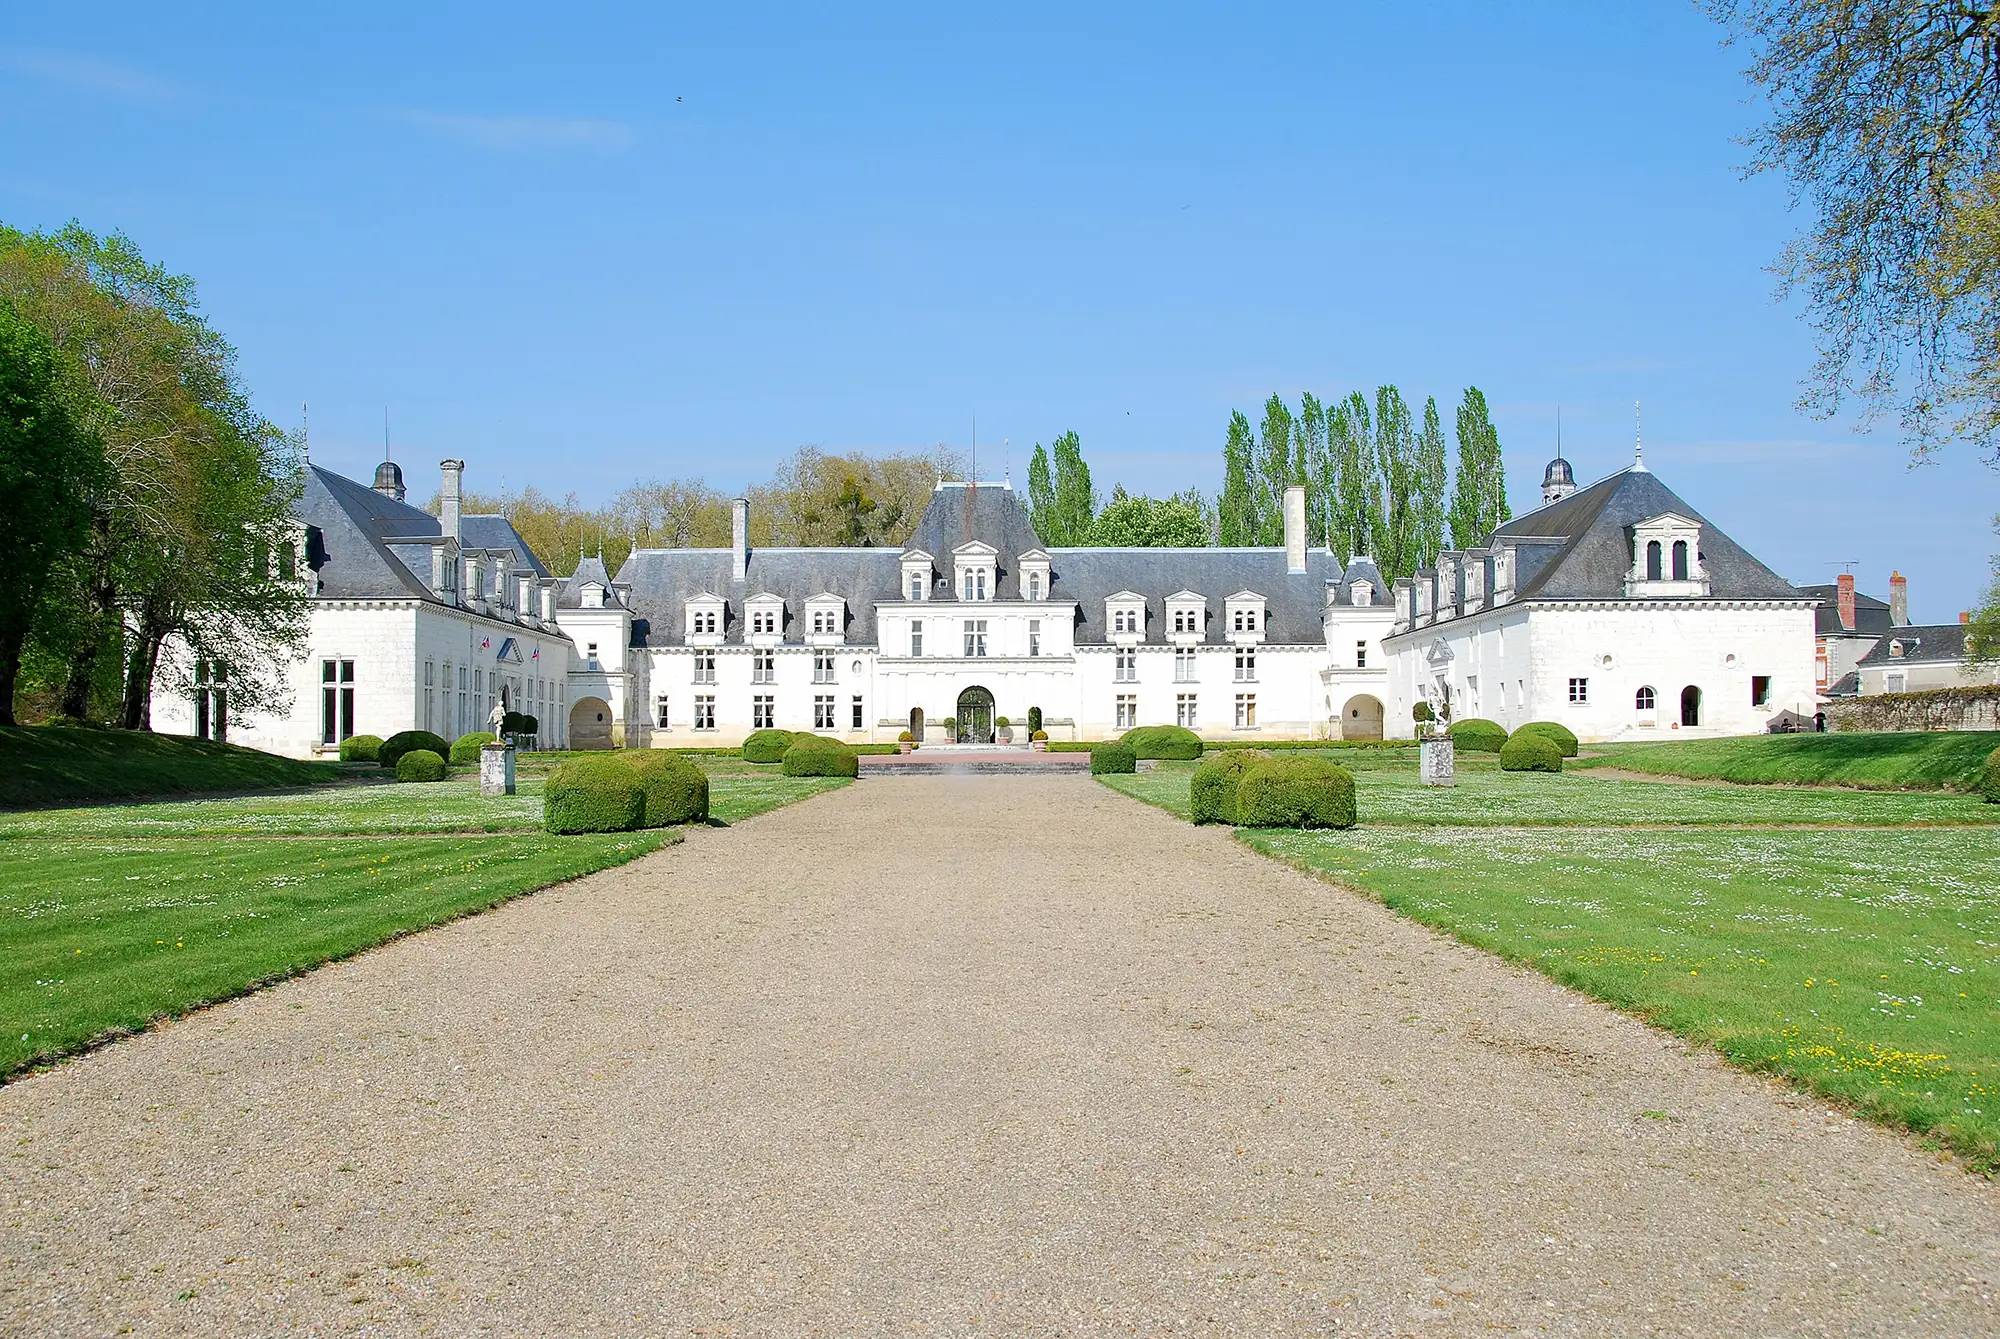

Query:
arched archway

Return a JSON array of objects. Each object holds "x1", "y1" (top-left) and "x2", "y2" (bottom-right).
[
  {"x1": 909, "y1": 707, "x2": 924, "y2": 741},
  {"x1": 569, "y1": 695, "x2": 614, "y2": 750},
  {"x1": 1680, "y1": 684, "x2": 1702, "y2": 727},
  {"x1": 1340, "y1": 693, "x2": 1385, "y2": 741},
  {"x1": 955, "y1": 686, "x2": 995, "y2": 744}
]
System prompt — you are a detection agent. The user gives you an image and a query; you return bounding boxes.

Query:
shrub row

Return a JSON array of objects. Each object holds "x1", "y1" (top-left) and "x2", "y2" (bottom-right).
[
  {"x1": 1189, "y1": 752, "x2": 1356, "y2": 828},
  {"x1": 1446, "y1": 718, "x2": 1507, "y2": 753},
  {"x1": 545, "y1": 751, "x2": 711, "y2": 833},
  {"x1": 1090, "y1": 742, "x2": 1137, "y2": 774},
  {"x1": 1118, "y1": 724, "x2": 1203, "y2": 760},
  {"x1": 378, "y1": 729, "x2": 450, "y2": 770}
]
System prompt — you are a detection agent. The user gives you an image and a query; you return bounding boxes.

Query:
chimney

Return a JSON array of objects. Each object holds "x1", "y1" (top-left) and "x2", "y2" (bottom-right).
[
  {"x1": 731, "y1": 497, "x2": 749, "y2": 583},
  {"x1": 1963, "y1": 611, "x2": 1972, "y2": 625},
  {"x1": 1889, "y1": 570, "x2": 1909, "y2": 627},
  {"x1": 439, "y1": 459, "x2": 465, "y2": 542},
  {"x1": 1283, "y1": 484, "x2": 1307, "y2": 574},
  {"x1": 1836, "y1": 572, "x2": 1856, "y2": 632}
]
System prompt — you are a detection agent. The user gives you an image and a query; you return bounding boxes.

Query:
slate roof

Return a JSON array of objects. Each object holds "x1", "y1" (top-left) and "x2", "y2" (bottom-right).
[
  {"x1": 1486, "y1": 465, "x2": 1804, "y2": 601},
  {"x1": 1855, "y1": 623, "x2": 1969, "y2": 667},
  {"x1": 1826, "y1": 669, "x2": 1861, "y2": 698},
  {"x1": 556, "y1": 556, "x2": 630, "y2": 610},
  {"x1": 1795, "y1": 583, "x2": 1893, "y2": 638},
  {"x1": 303, "y1": 463, "x2": 551, "y2": 603},
  {"x1": 611, "y1": 482, "x2": 1358, "y2": 648}
]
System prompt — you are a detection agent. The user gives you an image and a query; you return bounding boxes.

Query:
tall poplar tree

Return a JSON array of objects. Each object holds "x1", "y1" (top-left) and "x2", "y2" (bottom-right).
[
  {"x1": 1218, "y1": 411, "x2": 1256, "y2": 545},
  {"x1": 1254, "y1": 394, "x2": 1296, "y2": 544},
  {"x1": 1448, "y1": 385, "x2": 1510, "y2": 549},
  {"x1": 1415, "y1": 395, "x2": 1449, "y2": 569},
  {"x1": 1373, "y1": 385, "x2": 1420, "y2": 580},
  {"x1": 1048, "y1": 431, "x2": 1096, "y2": 546},
  {"x1": 1297, "y1": 392, "x2": 1330, "y2": 549},
  {"x1": 1026, "y1": 442, "x2": 1056, "y2": 543},
  {"x1": 1327, "y1": 392, "x2": 1374, "y2": 564}
]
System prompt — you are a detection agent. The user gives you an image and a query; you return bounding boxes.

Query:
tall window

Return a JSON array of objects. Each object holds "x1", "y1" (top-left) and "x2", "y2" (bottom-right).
[
  {"x1": 1645, "y1": 540, "x2": 1663, "y2": 581},
  {"x1": 1232, "y1": 606, "x2": 1256, "y2": 632},
  {"x1": 194, "y1": 660, "x2": 227, "y2": 741},
  {"x1": 584, "y1": 643, "x2": 599, "y2": 669},
  {"x1": 910, "y1": 619, "x2": 923, "y2": 657},
  {"x1": 1115, "y1": 695, "x2": 1137, "y2": 730},
  {"x1": 1751, "y1": 675, "x2": 1771, "y2": 707},
  {"x1": 1234, "y1": 649, "x2": 1256, "y2": 682},
  {"x1": 1173, "y1": 607, "x2": 1199, "y2": 633},
  {"x1": 909, "y1": 572, "x2": 924, "y2": 600},
  {"x1": 751, "y1": 609, "x2": 777, "y2": 634},
  {"x1": 1028, "y1": 619, "x2": 1042, "y2": 657},
  {"x1": 655, "y1": 696, "x2": 671, "y2": 728},
  {"x1": 851, "y1": 695, "x2": 864, "y2": 730},
  {"x1": 812, "y1": 608, "x2": 838, "y2": 634},
  {"x1": 692, "y1": 609, "x2": 717, "y2": 634},
  {"x1": 319, "y1": 658, "x2": 355, "y2": 746},
  {"x1": 1115, "y1": 649, "x2": 1137, "y2": 683},
  {"x1": 1355, "y1": 640, "x2": 1368, "y2": 669},
  {"x1": 1027, "y1": 573, "x2": 1041, "y2": 601},
  {"x1": 694, "y1": 695, "x2": 716, "y2": 730},
  {"x1": 1175, "y1": 647, "x2": 1196, "y2": 682},
  {"x1": 693, "y1": 651, "x2": 716, "y2": 684},
  {"x1": 1569, "y1": 677, "x2": 1589, "y2": 704},
  {"x1": 964, "y1": 619, "x2": 988, "y2": 657},
  {"x1": 814, "y1": 695, "x2": 836, "y2": 730},
  {"x1": 961, "y1": 568, "x2": 987, "y2": 601},
  {"x1": 423, "y1": 660, "x2": 435, "y2": 733},
  {"x1": 813, "y1": 651, "x2": 835, "y2": 683},
  {"x1": 1113, "y1": 608, "x2": 1139, "y2": 634},
  {"x1": 752, "y1": 695, "x2": 775, "y2": 729},
  {"x1": 1234, "y1": 694, "x2": 1257, "y2": 729},
  {"x1": 753, "y1": 650, "x2": 775, "y2": 684},
  {"x1": 1176, "y1": 693, "x2": 1198, "y2": 728},
  {"x1": 1672, "y1": 540, "x2": 1690, "y2": 581}
]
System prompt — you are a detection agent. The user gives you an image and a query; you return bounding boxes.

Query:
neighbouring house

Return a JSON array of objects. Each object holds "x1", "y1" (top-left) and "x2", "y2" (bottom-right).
[
  {"x1": 1797, "y1": 571, "x2": 1903, "y2": 699},
  {"x1": 1383, "y1": 447, "x2": 1817, "y2": 742},
  {"x1": 1854, "y1": 617, "x2": 2000, "y2": 696}
]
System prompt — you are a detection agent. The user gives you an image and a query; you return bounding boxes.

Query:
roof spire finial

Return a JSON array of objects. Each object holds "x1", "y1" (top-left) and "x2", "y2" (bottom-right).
[
  {"x1": 301, "y1": 401, "x2": 310, "y2": 463},
  {"x1": 1633, "y1": 399, "x2": 1647, "y2": 472},
  {"x1": 383, "y1": 407, "x2": 391, "y2": 462}
]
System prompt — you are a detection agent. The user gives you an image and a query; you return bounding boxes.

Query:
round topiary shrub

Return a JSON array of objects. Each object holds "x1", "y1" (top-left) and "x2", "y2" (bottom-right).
[
  {"x1": 379, "y1": 729, "x2": 451, "y2": 769},
  {"x1": 622, "y1": 751, "x2": 710, "y2": 825},
  {"x1": 742, "y1": 729, "x2": 797, "y2": 763},
  {"x1": 1412, "y1": 701, "x2": 1435, "y2": 725},
  {"x1": 544, "y1": 757, "x2": 646, "y2": 833},
  {"x1": 1512, "y1": 721, "x2": 1579, "y2": 757},
  {"x1": 897, "y1": 730, "x2": 914, "y2": 743},
  {"x1": 1981, "y1": 746, "x2": 2000, "y2": 803},
  {"x1": 1235, "y1": 755, "x2": 1357, "y2": 829},
  {"x1": 1119, "y1": 724, "x2": 1204, "y2": 760},
  {"x1": 780, "y1": 738, "x2": 859, "y2": 777},
  {"x1": 1499, "y1": 733, "x2": 1565, "y2": 773},
  {"x1": 1030, "y1": 729, "x2": 1047, "y2": 742},
  {"x1": 1447, "y1": 718, "x2": 1508, "y2": 753},
  {"x1": 338, "y1": 733, "x2": 383, "y2": 763},
  {"x1": 394, "y1": 748, "x2": 447, "y2": 782},
  {"x1": 1190, "y1": 751, "x2": 1257, "y2": 824},
  {"x1": 450, "y1": 731, "x2": 497, "y2": 764},
  {"x1": 1090, "y1": 742, "x2": 1137, "y2": 775}
]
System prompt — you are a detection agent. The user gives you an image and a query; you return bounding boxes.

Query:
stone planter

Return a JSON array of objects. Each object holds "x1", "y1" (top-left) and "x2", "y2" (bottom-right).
[
  {"x1": 1032, "y1": 740, "x2": 1047, "y2": 752},
  {"x1": 898, "y1": 741, "x2": 913, "y2": 754}
]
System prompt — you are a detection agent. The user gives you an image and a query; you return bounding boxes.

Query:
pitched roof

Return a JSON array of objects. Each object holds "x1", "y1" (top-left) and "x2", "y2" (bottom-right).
[
  {"x1": 1795, "y1": 583, "x2": 1893, "y2": 638},
  {"x1": 1855, "y1": 623, "x2": 1969, "y2": 667},
  {"x1": 303, "y1": 465, "x2": 556, "y2": 603},
  {"x1": 462, "y1": 514, "x2": 550, "y2": 577},
  {"x1": 556, "y1": 555, "x2": 628, "y2": 610},
  {"x1": 1488, "y1": 466, "x2": 1803, "y2": 601},
  {"x1": 615, "y1": 547, "x2": 901, "y2": 646}
]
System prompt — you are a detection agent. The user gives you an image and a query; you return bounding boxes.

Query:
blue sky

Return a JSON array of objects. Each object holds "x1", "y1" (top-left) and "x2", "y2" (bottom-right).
[{"x1": 3, "y1": 2, "x2": 1995, "y2": 618}]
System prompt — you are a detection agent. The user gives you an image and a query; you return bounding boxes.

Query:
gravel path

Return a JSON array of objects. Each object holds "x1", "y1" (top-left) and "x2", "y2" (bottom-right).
[{"x1": 3, "y1": 775, "x2": 1994, "y2": 1336}]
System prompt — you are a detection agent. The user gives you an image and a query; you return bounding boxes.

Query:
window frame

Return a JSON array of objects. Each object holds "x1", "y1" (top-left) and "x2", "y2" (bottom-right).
[{"x1": 1568, "y1": 676, "x2": 1589, "y2": 705}]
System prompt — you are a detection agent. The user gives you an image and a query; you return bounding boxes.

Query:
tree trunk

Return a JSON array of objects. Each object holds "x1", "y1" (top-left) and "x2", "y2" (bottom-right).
[
  {"x1": 59, "y1": 518, "x2": 119, "y2": 721},
  {"x1": 0, "y1": 626, "x2": 21, "y2": 728},
  {"x1": 120, "y1": 607, "x2": 170, "y2": 732}
]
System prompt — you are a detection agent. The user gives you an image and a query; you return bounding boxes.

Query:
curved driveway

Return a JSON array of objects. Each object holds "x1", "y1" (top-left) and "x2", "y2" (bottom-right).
[{"x1": 2, "y1": 775, "x2": 1994, "y2": 1335}]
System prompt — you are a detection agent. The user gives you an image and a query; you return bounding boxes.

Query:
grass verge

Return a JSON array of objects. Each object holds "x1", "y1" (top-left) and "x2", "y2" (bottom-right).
[
  {"x1": 1576, "y1": 731, "x2": 1998, "y2": 790},
  {"x1": 0, "y1": 726, "x2": 339, "y2": 809}
]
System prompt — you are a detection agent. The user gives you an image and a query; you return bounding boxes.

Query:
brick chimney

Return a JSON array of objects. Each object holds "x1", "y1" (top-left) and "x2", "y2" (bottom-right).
[
  {"x1": 1836, "y1": 573, "x2": 1855, "y2": 631},
  {"x1": 1889, "y1": 570, "x2": 1909, "y2": 627},
  {"x1": 1963, "y1": 611, "x2": 1973, "y2": 625}
]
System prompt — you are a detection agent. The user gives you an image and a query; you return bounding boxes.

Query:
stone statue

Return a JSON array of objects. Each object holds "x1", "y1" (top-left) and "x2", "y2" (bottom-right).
[{"x1": 489, "y1": 700, "x2": 507, "y2": 733}]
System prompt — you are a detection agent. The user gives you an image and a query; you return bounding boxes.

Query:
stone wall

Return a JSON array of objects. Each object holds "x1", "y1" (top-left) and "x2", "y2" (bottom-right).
[{"x1": 1828, "y1": 685, "x2": 2000, "y2": 733}]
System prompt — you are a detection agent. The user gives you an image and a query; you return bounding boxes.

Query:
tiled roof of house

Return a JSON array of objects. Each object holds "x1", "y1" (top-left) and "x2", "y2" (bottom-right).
[
  {"x1": 1855, "y1": 624, "x2": 1969, "y2": 667},
  {"x1": 1796, "y1": 583, "x2": 1893, "y2": 638}
]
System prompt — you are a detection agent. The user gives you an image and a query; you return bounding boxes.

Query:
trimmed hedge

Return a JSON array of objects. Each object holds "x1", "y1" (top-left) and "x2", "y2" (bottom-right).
[
  {"x1": 743, "y1": 729, "x2": 797, "y2": 764},
  {"x1": 623, "y1": 750, "x2": 710, "y2": 824},
  {"x1": 379, "y1": 730, "x2": 452, "y2": 769},
  {"x1": 1235, "y1": 755, "x2": 1357, "y2": 829},
  {"x1": 1499, "y1": 733, "x2": 1565, "y2": 773},
  {"x1": 1190, "y1": 751, "x2": 1256, "y2": 824},
  {"x1": 781, "y1": 738, "x2": 859, "y2": 777},
  {"x1": 450, "y1": 731, "x2": 497, "y2": 764},
  {"x1": 1201, "y1": 738, "x2": 1420, "y2": 752},
  {"x1": 338, "y1": 733, "x2": 383, "y2": 763},
  {"x1": 394, "y1": 748, "x2": 447, "y2": 782},
  {"x1": 545, "y1": 757, "x2": 646, "y2": 833},
  {"x1": 1447, "y1": 718, "x2": 1507, "y2": 753},
  {"x1": 1090, "y1": 742, "x2": 1137, "y2": 775},
  {"x1": 1983, "y1": 746, "x2": 2000, "y2": 804},
  {"x1": 1119, "y1": 724, "x2": 1203, "y2": 760},
  {"x1": 1513, "y1": 721, "x2": 1579, "y2": 758}
]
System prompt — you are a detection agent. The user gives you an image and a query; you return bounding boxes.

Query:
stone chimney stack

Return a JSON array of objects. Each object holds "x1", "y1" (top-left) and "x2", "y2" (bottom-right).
[
  {"x1": 1962, "y1": 611, "x2": 1972, "y2": 625},
  {"x1": 731, "y1": 498, "x2": 749, "y2": 583},
  {"x1": 1283, "y1": 485, "x2": 1307, "y2": 574},
  {"x1": 1836, "y1": 573, "x2": 1856, "y2": 631},
  {"x1": 1889, "y1": 570, "x2": 1909, "y2": 627},
  {"x1": 439, "y1": 459, "x2": 465, "y2": 542}
]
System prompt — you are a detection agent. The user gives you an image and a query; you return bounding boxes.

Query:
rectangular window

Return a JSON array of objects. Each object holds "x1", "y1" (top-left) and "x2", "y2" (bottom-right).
[
  {"x1": 910, "y1": 620, "x2": 924, "y2": 657},
  {"x1": 1115, "y1": 695, "x2": 1137, "y2": 730},
  {"x1": 752, "y1": 695, "x2": 775, "y2": 729},
  {"x1": 693, "y1": 651, "x2": 716, "y2": 684},
  {"x1": 1233, "y1": 607, "x2": 1254, "y2": 632},
  {"x1": 1235, "y1": 693, "x2": 1257, "y2": 729},
  {"x1": 1751, "y1": 675, "x2": 1772, "y2": 707},
  {"x1": 424, "y1": 688, "x2": 433, "y2": 733},
  {"x1": 1028, "y1": 619, "x2": 1041, "y2": 657},
  {"x1": 1115, "y1": 649, "x2": 1137, "y2": 683},
  {"x1": 1355, "y1": 640, "x2": 1368, "y2": 669},
  {"x1": 474, "y1": 669, "x2": 483, "y2": 696},
  {"x1": 961, "y1": 569, "x2": 987, "y2": 601},
  {"x1": 692, "y1": 609, "x2": 717, "y2": 634},
  {"x1": 655, "y1": 696, "x2": 671, "y2": 728},
  {"x1": 1234, "y1": 649, "x2": 1256, "y2": 682},
  {"x1": 812, "y1": 609, "x2": 837, "y2": 634},
  {"x1": 1174, "y1": 647, "x2": 1196, "y2": 682},
  {"x1": 909, "y1": 572, "x2": 924, "y2": 601},
  {"x1": 1886, "y1": 671, "x2": 1906, "y2": 693},
  {"x1": 751, "y1": 610, "x2": 777, "y2": 635},
  {"x1": 694, "y1": 695, "x2": 716, "y2": 730},
  {"x1": 1569, "y1": 676, "x2": 1589, "y2": 704},
  {"x1": 964, "y1": 619, "x2": 987, "y2": 657},
  {"x1": 1176, "y1": 693, "x2": 1198, "y2": 728},
  {"x1": 813, "y1": 651, "x2": 835, "y2": 683},
  {"x1": 814, "y1": 695, "x2": 836, "y2": 730},
  {"x1": 851, "y1": 695, "x2": 864, "y2": 730},
  {"x1": 319, "y1": 658, "x2": 355, "y2": 746},
  {"x1": 1027, "y1": 573, "x2": 1041, "y2": 601},
  {"x1": 753, "y1": 650, "x2": 775, "y2": 684}
]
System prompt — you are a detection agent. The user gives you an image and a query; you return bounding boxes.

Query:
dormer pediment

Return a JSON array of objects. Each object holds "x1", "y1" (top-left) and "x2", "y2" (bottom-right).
[
  {"x1": 1106, "y1": 589, "x2": 1144, "y2": 604},
  {"x1": 952, "y1": 539, "x2": 999, "y2": 559},
  {"x1": 900, "y1": 548, "x2": 934, "y2": 565},
  {"x1": 1018, "y1": 548, "x2": 1050, "y2": 563},
  {"x1": 1227, "y1": 589, "x2": 1264, "y2": 603},
  {"x1": 1167, "y1": 588, "x2": 1204, "y2": 602}
]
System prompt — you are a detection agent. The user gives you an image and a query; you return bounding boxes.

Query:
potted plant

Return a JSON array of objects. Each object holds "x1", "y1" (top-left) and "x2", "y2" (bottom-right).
[
  {"x1": 942, "y1": 716, "x2": 958, "y2": 743},
  {"x1": 996, "y1": 715, "x2": 1012, "y2": 744},
  {"x1": 1031, "y1": 729, "x2": 1048, "y2": 752},
  {"x1": 897, "y1": 729, "x2": 914, "y2": 754}
]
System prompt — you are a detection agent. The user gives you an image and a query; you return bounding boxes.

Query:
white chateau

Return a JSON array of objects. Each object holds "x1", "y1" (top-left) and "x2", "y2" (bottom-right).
[{"x1": 152, "y1": 445, "x2": 1819, "y2": 756}]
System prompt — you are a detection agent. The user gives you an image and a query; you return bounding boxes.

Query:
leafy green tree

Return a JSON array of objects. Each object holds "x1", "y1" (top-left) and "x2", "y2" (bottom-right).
[
  {"x1": 1327, "y1": 393, "x2": 1376, "y2": 564},
  {"x1": 1373, "y1": 386, "x2": 1420, "y2": 581},
  {"x1": 1298, "y1": 392, "x2": 1331, "y2": 549},
  {"x1": 1448, "y1": 385, "x2": 1510, "y2": 548},
  {"x1": 1415, "y1": 396, "x2": 1449, "y2": 570},
  {"x1": 1967, "y1": 514, "x2": 2000, "y2": 666},
  {"x1": 0, "y1": 298, "x2": 104, "y2": 725},
  {"x1": 1048, "y1": 431, "x2": 1097, "y2": 546},
  {"x1": 1027, "y1": 442, "x2": 1056, "y2": 540},
  {"x1": 1219, "y1": 411, "x2": 1257, "y2": 545},
  {"x1": 1086, "y1": 487, "x2": 1210, "y2": 546},
  {"x1": 1254, "y1": 394, "x2": 1296, "y2": 544}
]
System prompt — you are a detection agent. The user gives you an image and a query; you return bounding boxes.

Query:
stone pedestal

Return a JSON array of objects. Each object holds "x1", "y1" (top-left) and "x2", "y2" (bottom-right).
[
  {"x1": 1419, "y1": 735, "x2": 1455, "y2": 787},
  {"x1": 480, "y1": 742, "x2": 517, "y2": 796}
]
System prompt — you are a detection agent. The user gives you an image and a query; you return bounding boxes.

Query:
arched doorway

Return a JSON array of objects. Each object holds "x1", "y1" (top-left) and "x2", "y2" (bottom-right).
[
  {"x1": 1680, "y1": 684, "x2": 1702, "y2": 727},
  {"x1": 909, "y1": 707, "x2": 924, "y2": 741},
  {"x1": 569, "y1": 695, "x2": 614, "y2": 750},
  {"x1": 1340, "y1": 693, "x2": 1385, "y2": 741},
  {"x1": 955, "y1": 686, "x2": 995, "y2": 744}
]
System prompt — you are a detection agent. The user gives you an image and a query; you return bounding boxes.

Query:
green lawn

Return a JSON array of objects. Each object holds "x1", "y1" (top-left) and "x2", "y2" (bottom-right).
[
  {"x1": 0, "y1": 726, "x2": 340, "y2": 808},
  {"x1": 0, "y1": 831, "x2": 668, "y2": 1079},
  {"x1": 1577, "y1": 731, "x2": 1999, "y2": 790}
]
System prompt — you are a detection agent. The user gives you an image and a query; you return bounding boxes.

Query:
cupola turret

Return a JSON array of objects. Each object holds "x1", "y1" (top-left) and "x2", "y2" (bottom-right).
[{"x1": 1541, "y1": 457, "x2": 1575, "y2": 505}]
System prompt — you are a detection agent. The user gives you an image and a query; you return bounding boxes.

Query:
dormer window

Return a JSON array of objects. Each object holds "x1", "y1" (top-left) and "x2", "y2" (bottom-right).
[
  {"x1": 961, "y1": 568, "x2": 988, "y2": 601},
  {"x1": 1165, "y1": 590, "x2": 1206, "y2": 643},
  {"x1": 1027, "y1": 572, "x2": 1042, "y2": 601},
  {"x1": 1105, "y1": 592, "x2": 1146, "y2": 644},
  {"x1": 1224, "y1": 592, "x2": 1267, "y2": 643},
  {"x1": 744, "y1": 592, "x2": 786, "y2": 640},
  {"x1": 1350, "y1": 581, "x2": 1373, "y2": 607},
  {"x1": 806, "y1": 594, "x2": 847, "y2": 645},
  {"x1": 685, "y1": 593, "x2": 725, "y2": 643},
  {"x1": 1627, "y1": 513, "x2": 1709, "y2": 597},
  {"x1": 1017, "y1": 549, "x2": 1051, "y2": 604},
  {"x1": 952, "y1": 541, "x2": 998, "y2": 604},
  {"x1": 1114, "y1": 608, "x2": 1139, "y2": 634},
  {"x1": 581, "y1": 583, "x2": 605, "y2": 609},
  {"x1": 900, "y1": 549, "x2": 935, "y2": 603}
]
